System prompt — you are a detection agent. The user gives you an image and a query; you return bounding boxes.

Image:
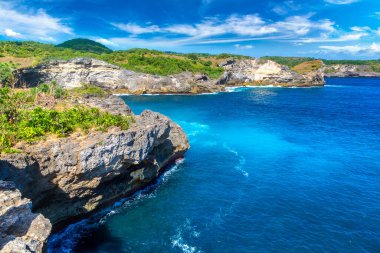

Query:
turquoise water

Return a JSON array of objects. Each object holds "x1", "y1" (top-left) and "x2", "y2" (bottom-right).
[{"x1": 49, "y1": 78, "x2": 380, "y2": 253}]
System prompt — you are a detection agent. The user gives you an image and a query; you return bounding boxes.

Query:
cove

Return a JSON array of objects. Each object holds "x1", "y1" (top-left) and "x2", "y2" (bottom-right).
[{"x1": 48, "y1": 78, "x2": 380, "y2": 253}]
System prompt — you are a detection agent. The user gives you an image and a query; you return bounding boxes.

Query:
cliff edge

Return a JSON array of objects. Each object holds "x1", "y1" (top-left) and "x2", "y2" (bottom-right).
[{"x1": 0, "y1": 95, "x2": 190, "y2": 252}]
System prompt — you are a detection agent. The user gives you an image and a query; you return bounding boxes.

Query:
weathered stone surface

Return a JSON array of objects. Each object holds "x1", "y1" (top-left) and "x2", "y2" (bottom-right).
[
  {"x1": 14, "y1": 57, "x2": 326, "y2": 94},
  {"x1": 217, "y1": 59, "x2": 325, "y2": 87},
  {"x1": 73, "y1": 95, "x2": 133, "y2": 115},
  {"x1": 322, "y1": 64, "x2": 380, "y2": 77},
  {"x1": 0, "y1": 181, "x2": 51, "y2": 253},
  {"x1": 0, "y1": 110, "x2": 189, "y2": 226},
  {"x1": 15, "y1": 58, "x2": 220, "y2": 94}
]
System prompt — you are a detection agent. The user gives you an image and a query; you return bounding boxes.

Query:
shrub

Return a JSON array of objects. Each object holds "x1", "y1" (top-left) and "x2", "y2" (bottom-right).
[{"x1": 0, "y1": 87, "x2": 134, "y2": 153}]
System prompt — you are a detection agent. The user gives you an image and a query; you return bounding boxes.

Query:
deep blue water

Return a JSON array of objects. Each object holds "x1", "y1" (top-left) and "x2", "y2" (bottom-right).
[{"x1": 49, "y1": 78, "x2": 380, "y2": 253}]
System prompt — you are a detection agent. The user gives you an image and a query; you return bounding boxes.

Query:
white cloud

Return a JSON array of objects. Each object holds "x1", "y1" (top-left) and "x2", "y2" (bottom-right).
[
  {"x1": 234, "y1": 44, "x2": 253, "y2": 49},
  {"x1": 376, "y1": 28, "x2": 380, "y2": 36},
  {"x1": 319, "y1": 43, "x2": 380, "y2": 54},
  {"x1": 324, "y1": 0, "x2": 359, "y2": 4},
  {"x1": 112, "y1": 23, "x2": 160, "y2": 35},
  {"x1": 113, "y1": 14, "x2": 335, "y2": 41},
  {"x1": 3, "y1": 28, "x2": 22, "y2": 38},
  {"x1": 298, "y1": 31, "x2": 368, "y2": 43},
  {"x1": 350, "y1": 26, "x2": 370, "y2": 32},
  {"x1": 0, "y1": 1, "x2": 72, "y2": 41},
  {"x1": 95, "y1": 38, "x2": 118, "y2": 47},
  {"x1": 272, "y1": 1, "x2": 301, "y2": 15}
]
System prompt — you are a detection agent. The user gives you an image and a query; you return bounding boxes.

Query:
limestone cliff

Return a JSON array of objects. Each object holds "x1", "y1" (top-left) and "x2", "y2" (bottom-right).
[
  {"x1": 15, "y1": 58, "x2": 325, "y2": 93},
  {"x1": 322, "y1": 64, "x2": 380, "y2": 77},
  {"x1": 0, "y1": 95, "x2": 189, "y2": 251},
  {"x1": 217, "y1": 59, "x2": 325, "y2": 87},
  {"x1": 15, "y1": 58, "x2": 220, "y2": 94},
  {"x1": 0, "y1": 181, "x2": 51, "y2": 253}
]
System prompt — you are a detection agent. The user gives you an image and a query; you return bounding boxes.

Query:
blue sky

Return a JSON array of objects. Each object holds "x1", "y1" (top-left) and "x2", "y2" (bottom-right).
[{"x1": 0, "y1": 0, "x2": 379, "y2": 59}]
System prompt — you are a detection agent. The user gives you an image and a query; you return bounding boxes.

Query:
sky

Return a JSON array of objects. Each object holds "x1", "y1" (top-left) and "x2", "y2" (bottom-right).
[{"x1": 0, "y1": 0, "x2": 379, "y2": 59}]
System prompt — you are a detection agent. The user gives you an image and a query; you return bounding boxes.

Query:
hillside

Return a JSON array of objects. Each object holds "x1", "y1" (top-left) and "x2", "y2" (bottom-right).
[
  {"x1": 56, "y1": 38, "x2": 113, "y2": 53},
  {"x1": 0, "y1": 40, "x2": 232, "y2": 80}
]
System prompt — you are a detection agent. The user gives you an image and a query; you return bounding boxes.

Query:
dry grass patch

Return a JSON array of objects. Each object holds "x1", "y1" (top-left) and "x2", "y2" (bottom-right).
[{"x1": 292, "y1": 60, "x2": 323, "y2": 74}]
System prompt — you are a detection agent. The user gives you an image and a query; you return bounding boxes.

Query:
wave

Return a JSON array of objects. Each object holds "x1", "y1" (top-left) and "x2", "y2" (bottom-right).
[
  {"x1": 178, "y1": 121, "x2": 210, "y2": 137},
  {"x1": 47, "y1": 158, "x2": 186, "y2": 253},
  {"x1": 223, "y1": 144, "x2": 249, "y2": 178},
  {"x1": 325, "y1": 85, "x2": 346, "y2": 88},
  {"x1": 171, "y1": 219, "x2": 202, "y2": 253}
]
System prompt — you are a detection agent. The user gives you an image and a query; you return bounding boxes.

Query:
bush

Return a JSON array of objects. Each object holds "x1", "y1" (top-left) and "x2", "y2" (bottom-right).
[
  {"x1": 0, "y1": 62, "x2": 18, "y2": 87},
  {"x1": 0, "y1": 87, "x2": 134, "y2": 153}
]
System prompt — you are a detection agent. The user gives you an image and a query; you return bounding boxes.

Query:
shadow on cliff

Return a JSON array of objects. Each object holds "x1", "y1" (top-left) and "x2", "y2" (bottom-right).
[
  {"x1": 0, "y1": 204, "x2": 36, "y2": 251},
  {"x1": 0, "y1": 155, "x2": 86, "y2": 228}
]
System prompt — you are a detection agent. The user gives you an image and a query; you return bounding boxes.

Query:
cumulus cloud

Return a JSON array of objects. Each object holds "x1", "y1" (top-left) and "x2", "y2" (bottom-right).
[
  {"x1": 3, "y1": 28, "x2": 22, "y2": 38},
  {"x1": 324, "y1": 0, "x2": 359, "y2": 4},
  {"x1": 0, "y1": 1, "x2": 72, "y2": 41}
]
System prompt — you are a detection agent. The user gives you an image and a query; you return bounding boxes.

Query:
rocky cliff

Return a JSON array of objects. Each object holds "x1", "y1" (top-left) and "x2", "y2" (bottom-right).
[
  {"x1": 15, "y1": 58, "x2": 325, "y2": 93},
  {"x1": 15, "y1": 58, "x2": 221, "y2": 94},
  {"x1": 0, "y1": 181, "x2": 51, "y2": 253},
  {"x1": 217, "y1": 59, "x2": 325, "y2": 87},
  {"x1": 322, "y1": 64, "x2": 380, "y2": 77},
  {"x1": 0, "y1": 95, "x2": 189, "y2": 252}
]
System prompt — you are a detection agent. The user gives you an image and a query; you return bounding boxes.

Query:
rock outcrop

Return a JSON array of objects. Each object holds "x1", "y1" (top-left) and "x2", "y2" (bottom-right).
[
  {"x1": 0, "y1": 109, "x2": 189, "y2": 226},
  {"x1": 322, "y1": 64, "x2": 380, "y2": 77},
  {"x1": 217, "y1": 59, "x2": 325, "y2": 87},
  {"x1": 0, "y1": 95, "x2": 189, "y2": 252},
  {"x1": 0, "y1": 181, "x2": 51, "y2": 253},
  {"x1": 15, "y1": 58, "x2": 221, "y2": 94}
]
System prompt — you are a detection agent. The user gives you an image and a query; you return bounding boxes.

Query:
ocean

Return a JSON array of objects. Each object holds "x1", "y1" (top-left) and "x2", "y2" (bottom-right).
[{"x1": 48, "y1": 78, "x2": 380, "y2": 253}]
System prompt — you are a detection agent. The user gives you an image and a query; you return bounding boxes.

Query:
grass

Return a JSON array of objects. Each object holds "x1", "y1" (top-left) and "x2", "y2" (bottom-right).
[
  {"x1": 292, "y1": 60, "x2": 323, "y2": 74},
  {"x1": 0, "y1": 85, "x2": 133, "y2": 154},
  {"x1": 0, "y1": 41, "x2": 229, "y2": 79}
]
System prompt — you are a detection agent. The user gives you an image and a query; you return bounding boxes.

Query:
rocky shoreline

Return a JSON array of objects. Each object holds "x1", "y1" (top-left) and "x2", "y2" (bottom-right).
[{"x1": 0, "y1": 95, "x2": 189, "y2": 252}]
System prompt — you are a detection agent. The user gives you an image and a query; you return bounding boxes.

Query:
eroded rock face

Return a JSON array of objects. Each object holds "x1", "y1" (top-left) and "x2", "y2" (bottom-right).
[
  {"x1": 15, "y1": 58, "x2": 220, "y2": 94},
  {"x1": 0, "y1": 110, "x2": 189, "y2": 226},
  {"x1": 217, "y1": 59, "x2": 325, "y2": 87},
  {"x1": 0, "y1": 181, "x2": 51, "y2": 253},
  {"x1": 322, "y1": 64, "x2": 380, "y2": 77}
]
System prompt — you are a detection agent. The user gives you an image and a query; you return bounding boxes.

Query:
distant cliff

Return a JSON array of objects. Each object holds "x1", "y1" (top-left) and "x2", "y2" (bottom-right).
[
  {"x1": 322, "y1": 64, "x2": 380, "y2": 77},
  {"x1": 217, "y1": 59, "x2": 325, "y2": 87},
  {"x1": 15, "y1": 57, "x2": 325, "y2": 94}
]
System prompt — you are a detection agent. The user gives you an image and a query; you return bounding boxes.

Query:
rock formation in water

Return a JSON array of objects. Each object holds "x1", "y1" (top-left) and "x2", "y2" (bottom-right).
[
  {"x1": 0, "y1": 181, "x2": 51, "y2": 253},
  {"x1": 322, "y1": 64, "x2": 380, "y2": 77},
  {"x1": 217, "y1": 59, "x2": 325, "y2": 87},
  {"x1": 15, "y1": 57, "x2": 325, "y2": 93},
  {"x1": 15, "y1": 58, "x2": 221, "y2": 94},
  {"x1": 0, "y1": 95, "x2": 189, "y2": 251}
]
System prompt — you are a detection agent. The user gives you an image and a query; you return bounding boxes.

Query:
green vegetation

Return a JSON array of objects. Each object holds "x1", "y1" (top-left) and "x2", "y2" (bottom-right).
[
  {"x1": 70, "y1": 83, "x2": 108, "y2": 97},
  {"x1": 0, "y1": 41, "x2": 228, "y2": 79},
  {"x1": 56, "y1": 38, "x2": 113, "y2": 54},
  {"x1": 0, "y1": 62, "x2": 18, "y2": 86},
  {"x1": 261, "y1": 56, "x2": 317, "y2": 68},
  {"x1": 0, "y1": 85, "x2": 133, "y2": 154}
]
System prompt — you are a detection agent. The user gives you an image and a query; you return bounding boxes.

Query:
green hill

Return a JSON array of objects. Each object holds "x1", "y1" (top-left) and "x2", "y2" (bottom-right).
[{"x1": 56, "y1": 38, "x2": 113, "y2": 54}]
